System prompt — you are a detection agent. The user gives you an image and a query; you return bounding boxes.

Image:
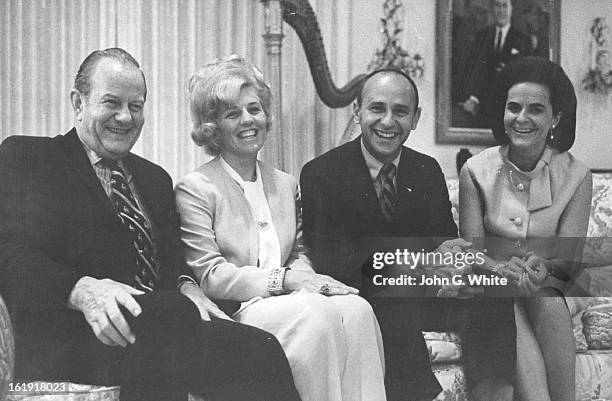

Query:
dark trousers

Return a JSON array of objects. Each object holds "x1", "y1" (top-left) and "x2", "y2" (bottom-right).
[
  {"x1": 370, "y1": 298, "x2": 442, "y2": 401},
  {"x1": 370, "y1": 297, "x2": 516, "y2": 401},
  {"x1": 67, "y1": 291, "x2": 301, "y2": 401},
  {"x1": 422, "y1": 298, "x2": 517, "y2": 389}
]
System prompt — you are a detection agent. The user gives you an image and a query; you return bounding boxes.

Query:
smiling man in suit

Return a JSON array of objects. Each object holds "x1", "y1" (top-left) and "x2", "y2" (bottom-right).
[
  {"x1": 0, "y1": 48, "x2": 300, "y2": 401},
  {"x1": 300, "y1": 69, "x2": 515, "y2": 401}
]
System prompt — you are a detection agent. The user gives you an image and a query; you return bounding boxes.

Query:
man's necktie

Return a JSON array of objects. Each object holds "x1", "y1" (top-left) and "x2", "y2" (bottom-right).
[
  {"x1": 495, "y1": 29, "x2": 503, "y2": 54},
  {"x1": 106, "y1": 160, "x2": 159, "y2": 292},
  {"x1": 378, "y1": 163, "x2": 397, "y2": 223}
]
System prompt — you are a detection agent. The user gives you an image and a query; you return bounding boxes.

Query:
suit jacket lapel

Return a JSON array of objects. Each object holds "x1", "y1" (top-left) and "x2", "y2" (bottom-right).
[
  {"x1": 348, "y1": 137, "x2": 387, "y2": 226},
  {"x1": 209, "y1": 157, "x2": 260, "y2": 265},
  {"x1": 62, "y1": 129, "x2": 117, "y2": 219},
  {"x1": 259, "y1": 161, "x2": 295, "y2": 263},
  {"x1": 259, "y1": 161, "x2": 282, "y2": 237},
  {"x1": 395, "y1": 147, "x2": 418, "y2": 229},
  {"x1": 502, "y1": 26, "x2": 518, "y2": 56}
]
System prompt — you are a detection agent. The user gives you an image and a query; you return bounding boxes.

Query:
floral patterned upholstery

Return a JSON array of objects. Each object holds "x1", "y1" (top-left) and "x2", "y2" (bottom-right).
[
  {"x1": 432, "y1": 364, "x2": 470, "y2": 401},
  {"x1": 6, "y1": 384, "x2": 120, "y2": 401},
  {"x1": 1, "y1": 294, "x2": 14, "y2": 401},
  {"x1": 584, "y1": 172, "x2": 612, "y2": 267}
]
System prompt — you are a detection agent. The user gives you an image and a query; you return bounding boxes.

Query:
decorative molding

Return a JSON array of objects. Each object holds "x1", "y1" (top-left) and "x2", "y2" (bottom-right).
[{"x1": 368, "y1": 0, "x2": 424, "y2": 77}]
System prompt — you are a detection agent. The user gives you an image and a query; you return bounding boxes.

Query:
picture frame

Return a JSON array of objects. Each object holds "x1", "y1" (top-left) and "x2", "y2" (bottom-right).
[{"x1": 435, "y1": 0, "x2": 561, "y2": 145}]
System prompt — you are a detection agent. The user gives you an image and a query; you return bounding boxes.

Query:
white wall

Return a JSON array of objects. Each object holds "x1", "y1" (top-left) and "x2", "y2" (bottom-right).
[{"x1": 560, "y1": 0, "x2": 612, "y2": 171}]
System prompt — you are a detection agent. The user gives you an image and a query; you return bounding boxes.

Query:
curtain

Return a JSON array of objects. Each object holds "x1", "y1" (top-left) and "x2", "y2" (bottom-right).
[{"x1": 0, "y1": 0, "x2": 360, "y2": 181}]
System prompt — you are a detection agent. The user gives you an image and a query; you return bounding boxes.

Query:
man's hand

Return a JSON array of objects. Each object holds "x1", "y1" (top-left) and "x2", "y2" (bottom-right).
[
  {"x1": 67, "y1": 276, "x2": 143, "y2": 347},
  {"x1": 283, "y1": 270, "x2": 359, "y2": 296},
  {"x1": 180, "y1": 282, "x2": 231, "y2": 321},
  {"x1": 459, "y1": 97, "x2": 479, "y2": 116},
  {"x1": 435, "y1": 238, "x2": 473, "y2": 255}
]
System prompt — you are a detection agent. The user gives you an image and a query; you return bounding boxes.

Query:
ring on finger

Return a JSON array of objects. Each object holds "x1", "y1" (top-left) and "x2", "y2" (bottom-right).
[{"x1": 320, "y1": 283, "x2": 331, "y2": 295}]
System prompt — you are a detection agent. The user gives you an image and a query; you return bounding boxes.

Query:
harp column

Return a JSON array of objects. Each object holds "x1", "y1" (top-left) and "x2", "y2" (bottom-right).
[{"x1": 261, "y1": 0, "x2": 286, "y2": 171}]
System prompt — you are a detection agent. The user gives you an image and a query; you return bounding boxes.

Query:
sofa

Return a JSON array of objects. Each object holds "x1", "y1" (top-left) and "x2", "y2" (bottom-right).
[{"x1": 1, "y1": 171, "x2": 612, "y2": 401}]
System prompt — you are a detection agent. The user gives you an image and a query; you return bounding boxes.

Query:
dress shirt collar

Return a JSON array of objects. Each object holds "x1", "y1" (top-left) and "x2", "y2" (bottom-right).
[
  {"x1": 360, "y1": 137, "x2": 401, "y2": 182},
  {"x1": 500, "y1": 145, "x2": 553, "y2": 211},
  {"x1": 496, "y1": 24, "x2": 511, "y2": 49},
  {"x1": 77, "y1": 134, "x2": 132, "y2": 181},
  {"x1": 219, "y1": 156, "x2": 262, "y2": 188}
]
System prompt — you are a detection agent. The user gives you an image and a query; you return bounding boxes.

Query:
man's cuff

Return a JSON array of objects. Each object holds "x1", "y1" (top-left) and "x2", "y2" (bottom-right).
[{"x1": 177, "y1": 275, "x2": 198, "y2": 291}]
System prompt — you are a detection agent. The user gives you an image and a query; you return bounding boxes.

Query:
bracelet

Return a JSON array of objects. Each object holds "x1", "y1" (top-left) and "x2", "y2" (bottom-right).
[{"x1": 267, "y1": 267, "x2": 289, "y2": 296}]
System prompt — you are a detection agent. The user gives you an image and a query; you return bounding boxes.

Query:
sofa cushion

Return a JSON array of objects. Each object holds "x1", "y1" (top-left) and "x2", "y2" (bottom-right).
[
  {"x1": 575, "y1": 349, "x2": 612, "y2": 401},
  {"x1": 424, "y1": 331, "x2": 463, "y2": 364},
  {"x1": 432, "y1": 364, "x2": 470, "y2": 401},
  {"x1": 567, "y1": 296, "x2": 592, "y2": 352},
  {"x1": 583, "y1": 299, "x2": 612, "y2": 349},
  {"x1": 584, "y1": 172, "x2": 612, "y2": 267},
  {"x1": 6, "y1": 387, "x2": 208, "y2": 401},
  {"x1": 1, "y1": 294, "x2": 14, "y2": 401},
  {"x1": 446, "y1": 179, "x2": 460, "y2": 229},
  {"x1": 6, "y1": 384, "x2": 119, "y2": 401}
]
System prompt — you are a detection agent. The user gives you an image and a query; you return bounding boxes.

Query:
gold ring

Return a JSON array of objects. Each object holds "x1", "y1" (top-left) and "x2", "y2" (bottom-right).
[{"x1": 320, "y1": 284, "x2": 331, "y2": 295}]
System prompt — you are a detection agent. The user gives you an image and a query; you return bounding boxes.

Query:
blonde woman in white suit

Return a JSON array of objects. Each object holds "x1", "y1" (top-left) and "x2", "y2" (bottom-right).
[{"x1": 175, "y1": 55, "x2": 386, "y2": 401}]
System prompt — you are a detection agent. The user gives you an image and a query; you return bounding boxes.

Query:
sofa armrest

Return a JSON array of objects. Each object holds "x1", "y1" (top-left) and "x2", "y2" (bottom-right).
[{"x1": 0, "y1": 293, "x2": 15, "y2": 400}]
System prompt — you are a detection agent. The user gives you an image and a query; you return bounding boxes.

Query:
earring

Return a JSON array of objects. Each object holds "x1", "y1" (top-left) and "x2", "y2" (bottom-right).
[
  {"x1": 353, "y1": 115, "x2": 359, "y2": 124},
  {"x1": 549, "y1": 125, "x2": 555, "y2": 142}
]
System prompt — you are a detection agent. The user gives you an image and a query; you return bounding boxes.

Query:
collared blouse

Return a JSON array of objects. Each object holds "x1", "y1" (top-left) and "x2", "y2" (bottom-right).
[{"x1": 461, "y1": 145, "x2": 591, "y2": 260}]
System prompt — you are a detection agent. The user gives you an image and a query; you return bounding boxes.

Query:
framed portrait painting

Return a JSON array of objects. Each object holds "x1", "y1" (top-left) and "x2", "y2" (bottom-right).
[{"x1": 436, "y1": 0, "x2": 561, "y2": 145}]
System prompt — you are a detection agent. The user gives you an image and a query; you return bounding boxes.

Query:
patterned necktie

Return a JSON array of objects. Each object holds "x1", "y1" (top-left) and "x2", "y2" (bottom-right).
[
  {"x1": 105, "y1": 160, "x2": 159, "y2": 292},
  {"x1": 378, "y1": 163, "x2": 397, "y2": 222}
]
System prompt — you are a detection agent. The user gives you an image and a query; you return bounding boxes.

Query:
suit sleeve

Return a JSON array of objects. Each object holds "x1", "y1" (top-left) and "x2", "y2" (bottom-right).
[
  {"x1": 0, "y1": 137, "x2": 81, "y2": 315},
  {"x1": 300, "y1": 162, "x2": 361, "y2": 286},
  {"x1": 158, "y1": 174, "x2": 199, "y2": 290},
  {"x1": 284, "y1": 182, "x2": 315, "y2": 272},
  {"x1": 175, "y1": 173, "x2": 272, "y2": 301}
]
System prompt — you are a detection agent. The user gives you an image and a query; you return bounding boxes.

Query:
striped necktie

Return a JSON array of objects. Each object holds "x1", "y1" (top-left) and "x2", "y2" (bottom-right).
[
  {"x1": 378, "y1": 163, "x2": 397, "y2": 222},
  {"x1": 105, "y1": 160, "x2": 159, "y2": 292}
]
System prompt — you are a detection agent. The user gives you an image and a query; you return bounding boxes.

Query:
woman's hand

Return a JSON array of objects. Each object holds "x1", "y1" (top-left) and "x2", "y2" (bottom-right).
[
  {"x1": 283, "y1": 270, "x2": 359, "y2": 296},
  {"x1": 495, "y1": 254, "x2": 550, "y2": 296},
  {"x1": 516, "y1": 254, "x2": 550, "y2": 295}
]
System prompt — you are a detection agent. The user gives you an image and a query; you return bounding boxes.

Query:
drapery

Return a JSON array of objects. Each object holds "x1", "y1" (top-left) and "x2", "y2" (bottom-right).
[{"x1": 1, "y1": 0, "x2": 358, "y2": 180}]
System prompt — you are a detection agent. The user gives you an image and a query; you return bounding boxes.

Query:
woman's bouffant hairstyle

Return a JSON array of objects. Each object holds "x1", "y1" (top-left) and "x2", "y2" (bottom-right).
[
  {"x1": 489, "y1": 56, "x2": 577, "y2": 152},
  {"x1": 188, "y1": 55, "x2": 272, "y2": 153}
]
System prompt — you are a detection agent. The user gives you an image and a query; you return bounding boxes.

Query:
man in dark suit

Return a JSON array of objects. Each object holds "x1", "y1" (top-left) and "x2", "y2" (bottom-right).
[
  {"x1": 0, "y1": 48, "x2": 301, "y2": 401},
  {"x1": 455, "y1": 0, "x2": 533, "y2": 127},
  {"x1": 300, "y1": 69, "x2": 515, "y2": 401}
]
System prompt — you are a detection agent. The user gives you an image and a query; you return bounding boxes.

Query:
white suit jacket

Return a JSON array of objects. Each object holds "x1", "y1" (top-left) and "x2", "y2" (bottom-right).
[{"x1": 175, "y1": 157, "x2": 313, "y2": 301}]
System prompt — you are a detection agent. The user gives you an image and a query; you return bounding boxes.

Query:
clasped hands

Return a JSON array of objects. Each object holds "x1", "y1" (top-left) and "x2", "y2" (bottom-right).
[
  {"x1": 490, "y1": 253, "x2": 550, "y2": 296},
  {"x1": 68, "y1": 276, "x2": 229, "y2": 348},
  {"x1": 425, "y1": 241, "x2": 550, "y2": 297}
]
